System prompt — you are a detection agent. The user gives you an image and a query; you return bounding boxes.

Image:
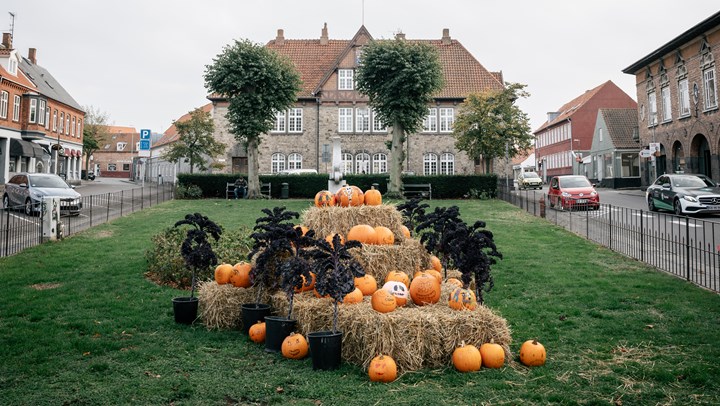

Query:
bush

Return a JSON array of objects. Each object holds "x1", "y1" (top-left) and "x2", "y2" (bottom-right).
[
  {"x1": 175, "y1": 184, "x2": 203, "y2": 200},
  {"x1": 145, "y1": 225, "x2": 253, "y2": 289}
]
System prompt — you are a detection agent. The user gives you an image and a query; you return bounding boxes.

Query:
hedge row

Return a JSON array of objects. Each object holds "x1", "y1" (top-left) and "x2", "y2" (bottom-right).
[{"x1": 177, "y1": 173, "x2": 497, "y2": 199}]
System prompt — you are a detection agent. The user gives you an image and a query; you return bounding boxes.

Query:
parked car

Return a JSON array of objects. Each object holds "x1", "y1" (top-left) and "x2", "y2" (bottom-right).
[
  {"x1": 646, "y1": 173, "x2": 720, "y2": 215},
  {"x1": 2, "y1": 173, "x2": 82, "y2": 216},
  {"x1": 547, "y1": 175, "x2": 600, "y2": 210},
  {"x1": 517, "y1": 171, "x2": 543, "y2": 190}
]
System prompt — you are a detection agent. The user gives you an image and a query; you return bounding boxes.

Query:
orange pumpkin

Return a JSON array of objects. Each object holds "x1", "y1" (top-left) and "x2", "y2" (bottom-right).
[
  {"x1": 448, "y1": 287, "x2": 477, "y2": 311},
  {"x1": 409, "y1": 273, "x2": 441, "y2": 306},
  {"x1": 368, "y1": 355, "x2": 397, "y2": 383},
  {"x1": 452, "y1": 341, "x2": 482, "y2": 372},
  {"x1": 354, "y1": 274, "x2": 378, "y2": 296},
  {"x1": 335, "y1": 185, "x2": 364, "y2": 207},
  {"x1": 248, "y1": 321, "x2": 266, "y2": 343},
  {"x1": 480, "y1": 340, "x2": 505, "y2": 368},
  {"x1": 519, "y1": 339, "x2": 547, "y2": 367},
  {"x1": 371, "y1": 288, "x2": 397, "y2": 313},
  {"x1": 382, "y1": 281, "x2": 408, "y2": 306},
  {"x1": 364, "y1": 188, "x2": 382, "y2": 206},
  {"x1": 343, "y1": 287, "x2": 364, "y2": 304},
  {"x1": 295, "y1": 225, "x2": 309, "y2": 236},
  {"x1": 230, "y1": 262, "x2": 252, "y2": 288},
  {"x1": 214, "y1": 263, "x2": 234, "y2": 285},
  {"x1": 295, "y1": 272, "x2": 316, "y2": 293},
  {"x1": 281, "y1": 332, "x2": 309, "y2": 360},
  {"x1": 325, "y1": 233, "x2": 345, "y2": 248},
  {"x1": 385, "y1": 270, "x2": 410, "y2": 288},
  {"x1": 429, "y1": 255, "x2": 442, "y2": 273},
  {"x1": 374, "y1": 226, "x2": 395, "y2": 245},
  {"x1": 347, "y1": 224, "x2": 377, "y2": 244},
  {"x1": 314, "y1": 190, "x2": 336, "y2": 207},
  {"x1": 424, "y1": 269, "x2": 442, "y2": 284},
  {"x1": 445, "y1": 278, "x2": 463, "y2": 288},
  {"x1": 400, "y1": 225, "x2": 411, "y2": 238}
]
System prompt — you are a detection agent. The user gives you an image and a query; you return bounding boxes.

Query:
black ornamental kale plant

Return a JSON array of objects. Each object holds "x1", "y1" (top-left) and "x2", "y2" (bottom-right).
[
  {"x1": 415, "y1": 205, "x2": 464, "y2": 277},
  {"x1": 309, "y1": 234, "x2": 365, "y2": 333},
  {"x1": 396, "y1": 198, "x2": 429, "y2": 233},
  {"x1": 174, "y1": 213, "x2": 223, "y2": 298},
  {"x1": 277, "y1": 225, "x2": 317, "y2": 319}
]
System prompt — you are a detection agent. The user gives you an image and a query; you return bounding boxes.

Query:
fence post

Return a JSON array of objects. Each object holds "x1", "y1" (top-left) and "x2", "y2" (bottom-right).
[
  {"x1": 106, "y1": 193, "x2": 111, "y2": 222},
  {"x1": 120, "y1": 190, "x2": 124, "y2": 217},
  {"x1": 89, "y1": 195, "x2": 93, "y2": 227},
  {"x1": 4, "y1": 208, "x2": 10, "y2": 257},
  {"x1": 608, "y1": 204, "x2": 612, "y2": 251},
  {"x1": 686, "y1": 217, "x2": 691, "y2": 281},
  {"x1": 640, "y1": 210, "x2": 644, "y2": 263}
]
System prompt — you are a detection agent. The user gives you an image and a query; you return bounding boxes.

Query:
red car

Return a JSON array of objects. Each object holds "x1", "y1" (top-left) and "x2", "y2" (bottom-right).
[{"x1": 547, "y1": 175, "x2": 600, "y2": 210}]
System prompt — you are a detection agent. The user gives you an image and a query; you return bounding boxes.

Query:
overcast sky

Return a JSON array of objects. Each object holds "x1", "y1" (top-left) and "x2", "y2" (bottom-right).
[{"x1": 4, "y1": 0, "x2": 719, "y2": 134}]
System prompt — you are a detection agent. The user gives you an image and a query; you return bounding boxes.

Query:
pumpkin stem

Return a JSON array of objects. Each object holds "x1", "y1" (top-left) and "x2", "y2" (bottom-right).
[{"x1": 532, "y1": 339, "x2": 538, "y2": 345}]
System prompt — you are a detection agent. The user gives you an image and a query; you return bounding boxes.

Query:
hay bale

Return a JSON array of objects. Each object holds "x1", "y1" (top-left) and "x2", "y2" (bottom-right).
[
  {"x1": 197, "y1": 281, "x2": 273, "y2": 330},
  {"x1": 349, "y1": 239, "x2": 432, "y2": 283},
  {"x1": 302, "y1": 205, "x2": 406, "y2": 241}
]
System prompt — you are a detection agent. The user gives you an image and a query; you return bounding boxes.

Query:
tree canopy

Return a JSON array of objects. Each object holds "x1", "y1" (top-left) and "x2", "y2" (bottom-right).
[
  {"x1": 453, "y1": 83, "x2": 533, "y2": 173},
  {"x1": 162, "y1": 108, "x2": 225, "y2": 174},
  {"x1": 356, "y1": 39, "x2": 443, "y2": 196},
  {"x1": 204, "y1": 39, "x2": 301, "y2": 197},
  {"x1": 82, "y1": 106, "x2": 110, "y2": 179}
]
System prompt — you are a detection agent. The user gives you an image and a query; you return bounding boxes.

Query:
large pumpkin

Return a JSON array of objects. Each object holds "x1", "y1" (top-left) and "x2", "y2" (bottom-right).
[
  {"x1": 448, "y1": 287, "x2": 477, "y2": 311},
  {"x1": 230, "y1": 262, "x2": 252, "y2": 288},
  {"x1": 374, "y1": 226, "x2": 395, "y2": 245},
  {"x1": 382, "y1": 281, "x2": 408, "y2": 306},
  {"x1": 214, "y1": 263, "x2": 234, "y2": 285},
  {"x1": 314, "y1": 190, "x2": 336, "y2": 207},
  {"x1": 452, "y1": 342, "x2": 482, "y2": 372},
  {"x1": 368, "y1": 355, "x2": 397, "y2": 383},
  {"x1": 385, "y1": 270, "x2": 410, "y2": 288},
  {"x1": 354, "y1": 274, "x2": 377, "y2": 296},
  {"x1": 364, "y1": 188, "x2": 382, "y2": 206},
  {"x1": 409, "y1": 273, "x2": 441, "y2": 305},
  {"x1": 281, "y1": 333, "x2": 309, "y2": 360},
  {"x1": 347, "y1": 224, "x2": 377, "y2": 245},
  {"x1": 519, "y1": 339, "x2": 547, "y2": 367},
  {"x1": 371, "y1": 288, "x2": 397, "y2": 313},
  {"x1": 335, "y1": 185, "x2": 364, "y2": 207},
  {"x1": 480, "y1": 341, "x2": 505, "y2": 368},
  {"x1": 248, "y1": 322, "x2": 266, "y2": 343},
  {"x1": 343, "y1": 287, "x2": 364, "y2": 304}
]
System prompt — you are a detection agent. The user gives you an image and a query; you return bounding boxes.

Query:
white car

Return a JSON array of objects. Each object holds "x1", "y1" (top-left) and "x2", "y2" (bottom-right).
[
  {"x1": 3, "y1": 173, "x2": 82, "y2": 216},
  {"x1": 517, "y1": 172, "x2": 543, "y2": 190}
]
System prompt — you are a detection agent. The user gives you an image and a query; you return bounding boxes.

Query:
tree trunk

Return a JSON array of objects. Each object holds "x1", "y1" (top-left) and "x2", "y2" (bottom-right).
[
  {"x1": 387, "y1": 121, "x2": 405, "y2": 197},
  {"x1": 246, "y1": 137, "x2": 261, "y2": 198}
]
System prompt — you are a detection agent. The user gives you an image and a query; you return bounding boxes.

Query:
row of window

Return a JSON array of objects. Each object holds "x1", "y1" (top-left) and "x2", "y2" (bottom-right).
[
  {"x1": 269, "y1": 152, "x2": 455, "y2": 175},
  {"x1": 0, "y1": 91, "x2": 82, "y2": 137},
  {"x1": 536, "y1": 122, "x2": 571, "y2": 149},
  {"x1": 646, "y1": 66, "x2": 717, "y2": 126}
]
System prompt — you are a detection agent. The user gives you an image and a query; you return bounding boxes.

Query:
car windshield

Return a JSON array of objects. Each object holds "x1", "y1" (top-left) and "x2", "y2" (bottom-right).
[
  {"x1": 29, "y1": 176, "x2": 70, "y2": 188},
  {"x1": 523, "y1": 172, "x2": 539, "y2": 178},
  {"x1": 673, "y1": 176, "x2": 709, "y2": 188},
  {"x1": 559, "y1": 177, "x2": 591, "y2": 188}
]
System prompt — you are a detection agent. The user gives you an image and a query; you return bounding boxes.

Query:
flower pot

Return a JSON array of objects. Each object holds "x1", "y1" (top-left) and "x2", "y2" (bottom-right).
[
  {"x1": 264, "y1": 316, "x2": 297, "y2": 353},
  {"x1": 172, "y1": 296, "x2": 199, "y2": 324},
  {"x1": 308, "y1": 331, "x2": 343, "y2": 370},
  {"x1": 241, "y1": 303, "x2": 272, "y2": 335}
]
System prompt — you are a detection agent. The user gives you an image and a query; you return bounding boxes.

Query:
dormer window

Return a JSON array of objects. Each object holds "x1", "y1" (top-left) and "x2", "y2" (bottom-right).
[
  {"x1": 117, "y1": 142, "x2": 127, "y2": 151},
  {"x1": 8, "y1": 58, "x2": 17, "y2": 75}
]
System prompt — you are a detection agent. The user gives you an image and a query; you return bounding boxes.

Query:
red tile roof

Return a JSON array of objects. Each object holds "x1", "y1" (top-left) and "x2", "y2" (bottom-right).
[
  {"x1": 155, "y1": 103, "x2": 213, "y2": 147},
  {"x1": 104, "y1": 125, "x2": 137, "y2": 134},
  {"x1": 534, "y1": 80, "x2": 614, "y2": 133}
]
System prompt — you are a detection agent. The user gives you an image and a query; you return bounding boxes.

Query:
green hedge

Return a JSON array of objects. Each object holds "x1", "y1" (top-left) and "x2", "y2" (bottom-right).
[{"x1": 177, "y1": 173, "x2": 497, "y2": 199}]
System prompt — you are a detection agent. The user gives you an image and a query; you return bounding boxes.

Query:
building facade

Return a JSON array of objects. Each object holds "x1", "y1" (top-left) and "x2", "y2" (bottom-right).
[
  {"x1": 0, "y1": 33, "x2": 84, "y2": 185},
  {"x1": 622, "y1": 11, "x2": 720, "y2": 186},
  {"x1": 91, "y1": 126, "x2": 139, "y2": 179},
  {"x1": 208, "y1": 25, "x2": 505, "y2": 176},
  {"x1": 588, "y1": 108, "x2": 640, "y2": 188}
]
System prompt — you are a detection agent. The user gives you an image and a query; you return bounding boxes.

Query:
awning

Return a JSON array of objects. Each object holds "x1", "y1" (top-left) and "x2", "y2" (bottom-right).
[{"x1": 9, "y1": 139, "x2": 48, "y2": 158}]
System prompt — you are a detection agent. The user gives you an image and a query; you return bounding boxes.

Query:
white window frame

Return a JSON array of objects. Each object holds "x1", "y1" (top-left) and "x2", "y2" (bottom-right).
[
  {"x1": 439, "y1": 108, "x2": 454, "y2": 132},
  {"x1": 38, "y1": 100, "x2": 46, "y2": 125},
  {"x1": 424, "y1": 153, "x2": 438, "y2": 175},
  {"x1": 53, "y1": 110, "x2": 58, "y2": 131},
  {"x1": 29, "y1": 99, "x2": 37, "y2": 123},
  {"x1": 423, "y1": 108, "x2": 437, "y2": 132},
  {"x1": 287, "y1": 153, "x2": 302, "y2": 169},
  {"x1": 341, "y1": 153, "x2": 353, "y2": 174},
  {"x1": 661, "y1": 86, "x2": 672, "y2": 122},
  {"x1": 372, "y1": 153, "x2": 387, "y2": 174},
  {"x1": 45, "y1": 108, "x2": 50, "y2": 129},
  {"x1": 598, "y1": 128, "x2": 603, "y2": 142},
  {"x1": 356, "y1": 107, "x2": 370, "y2": 133},
  {"x1": 66, "y1": 115, "x2": 70, "y2": 135},
  {"x1": 271, "y1": 153, "x2": 286, "y2": 173},
  {"x1": 355, "y1": 153, "x2": 370, "y2": 174},
  {"x1": 59, "y1": 112, "x2": 64, "y2": 133},
  {"x1": 117, "y1": 142, "x2": 127, "y2": 151},
  {"x1": 12, "y1": 95, "x2": 20, "y2": 122},
  {"x1": 338, "y1": 69, "x2": 354, "y2": 90},
  {"x1": 371, "y1": 109, "x2": 386, "y2": 132},
  {"x1": 440, "y1": 153, "x2": 454, "y2": 175},
  {"x1": 288, "y1": 108, "x2": 303, "y2": 133},
  {"x1": 71, "y1": 116, "x2": 76, "y2": 136},
  {"x1": 339, "y1": 108, "x2": 353, "y2": 132},
  {"x1": 77, "y1": 119, "x2": 81, "y2": 136},
  {"x1": 647, "y1": 92, "x2": 658, "y2": 126},
  {"x1": 107, "y1": 163, "x2": 117, "y2": 171},
  {"x1": 272, "y1": 110, "x2": 286, "y2": 132},
  {"x1": 0, "y1": 91, "x2": 8, "y2": 119},
  {"x1": 703, "y1": 68, "x2": 718, "y2": 110},
  {"x1": 678, "y1": 78, "x2": 690, "y2": 117}
]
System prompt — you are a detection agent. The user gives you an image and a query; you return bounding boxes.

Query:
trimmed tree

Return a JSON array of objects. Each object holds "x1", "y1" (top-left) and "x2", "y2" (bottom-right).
[
  {"x1": 204, "y1": 39, "x2": 301, "y2": 198},
  {"x1": 82, "y1": 106, "x2": 110, "y2": 179},
  {"x1": 356, "y1": 39, "x2": 443, "y2": 197},
  {"x1": 162, "y1": 108, "x2": 225, "y2": 174},
  {"x1": 453, "y1": 82, "x2": 532, "y2": 174}
]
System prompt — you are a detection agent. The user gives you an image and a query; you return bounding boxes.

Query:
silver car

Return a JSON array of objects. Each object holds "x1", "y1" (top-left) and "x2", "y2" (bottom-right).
[{"x1": 3, "y1": 173, "x2": 82, "y2": 216}]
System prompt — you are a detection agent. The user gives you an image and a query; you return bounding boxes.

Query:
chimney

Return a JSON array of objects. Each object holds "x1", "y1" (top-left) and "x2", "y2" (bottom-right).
[
  {"x1": 441, "y1": 28, "x2": 451, "y2": 45},
  {"x1": 395, "y1": 32, "x2": 406, "y2": 40},
  {"x1": 28, "y1": 48, "x2": 37, "y2": 64},
  {"x1": 320, "y1": 23, "x2": 328, "y2": 45},
  {"x1": 276, "y1": 29, "x2": 285, "y2": 45},
  {"x1": 1, "y1": 33, "x2": 11, "y2": 49}
]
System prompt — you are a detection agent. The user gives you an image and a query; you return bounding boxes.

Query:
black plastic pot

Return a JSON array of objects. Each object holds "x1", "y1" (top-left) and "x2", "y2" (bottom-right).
[
  {"x1": 264, "y1": 316, "x2": 297, "y2": 353},
  {"x1": 172, "y1": 296, "x2": 199, "y2": 324},
  {"x1": 308, "y1": 331, "x2": 343, "y2": 370},
  {"x1": 241, "y1": 303, "x2": 272, "y2": 334}
]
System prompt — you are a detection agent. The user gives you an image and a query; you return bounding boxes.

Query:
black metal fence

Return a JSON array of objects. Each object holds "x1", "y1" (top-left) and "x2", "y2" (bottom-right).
[
  {"x1": 498, "y1": 186, "x2": 720, "y2": 293},
  {"x1": 1, "y1": 182, "x2": 174, "y2": 257}
]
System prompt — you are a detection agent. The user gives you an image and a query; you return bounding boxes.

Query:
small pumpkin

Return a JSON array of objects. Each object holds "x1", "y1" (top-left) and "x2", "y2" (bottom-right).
[
  {"x1": 214, "y1": 263, "x2": 234, "y2": 285},
  {"x1": 364, "y1": 188, "x2": 382, "y2": 206},
  {"x1": 445, "y1": 278, "x2": 463, "y2": 288},
  {"x1": 409, "y1": 273, "x2": 441, "y2": 306},
  {"x1": 343, "y1": 287, "x2": 364, "y2": 304},
  {"x1": 371, "y1": 288, "x2": 397, "y2": 313},
  {"x1": 354, "y1": 274, "x2": 378, "y2": 296},
  {"x1": 400, "y1": 225, "x2": 411, "y2": 238},
  {"x1": 429, "y1": 255, "x2": 442, "y2": 273},
  {"x1": 382, "y1": 281, "x2": 408, "y2": 306},
  {"x1": 479, "y1": 340, "x2": 505, "y2": 368},
  {"x1": 281, "y1": 332, "x2": 309, "y2": 360},
  {"x1": 452, "y1": 341, "x2": 482, "y2": 372},
  {"x1": 248, "y1": 321, "x2": 266, "y2": 344},
  {"x1": 368, "y1": 354, "x2": 397, "y2": 383},
  {"x1": 519, "y1": 339, "x2": 546, "y2": 367},
  {"x1": 230, "y1": 262, "x2": 252, "y2": 288},
  {"x1": 374, "y1": 226, "x2": 395, "y2": 245},
  {"x1": 347, "y1": 224, "x2": 377, "y2": 245},
  {"x1": 385, "y1": 270, "x2": 410, "y2": 288},
  {"x1": 448, "y1": 287, "x2": 477, "y2": 311},
  {"x1": 314, "y1": 190, "x2": 336, "y2": 207}
]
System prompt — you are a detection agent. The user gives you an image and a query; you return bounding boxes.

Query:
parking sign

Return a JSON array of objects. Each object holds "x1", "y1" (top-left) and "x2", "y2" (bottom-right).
[{"x1": 139, "y1": 129, "x2": 151, "y2": 157}]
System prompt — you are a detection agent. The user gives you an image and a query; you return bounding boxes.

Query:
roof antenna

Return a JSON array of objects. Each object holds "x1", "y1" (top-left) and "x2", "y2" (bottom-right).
[{"x1": 8, "y1": 12, "x2": 16, "y2": 41}]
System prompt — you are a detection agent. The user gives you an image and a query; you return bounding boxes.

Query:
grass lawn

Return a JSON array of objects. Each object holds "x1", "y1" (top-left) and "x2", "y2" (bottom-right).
[{"x1": 1, "y1": 198, "x2": 719, "y2": 405}]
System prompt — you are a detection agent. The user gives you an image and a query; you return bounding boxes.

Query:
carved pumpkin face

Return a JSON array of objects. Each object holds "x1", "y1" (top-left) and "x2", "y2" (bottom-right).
[
  {"x1": 354, "y1": 274, "x2": 377, "y2": 296},
  {"x1": 382, "y1": 281, "x2": 408, "y2": 306},
  {"x1": 409, "y1": 273, "x2": 441, "y2": 306},
  {"x1": 314, "y1": 190, "x2": 336, "y2": 207},
  {"x1": 343, "y1": 287, "x2": 364, "y2": 304},
  {"x1": 448, "y1": 287, "x2": 477, "y2": 311},
  {"x1": 335, "y1": 185, "x2": 364, "y2": 207},
  {"x1": 385, "y1": 271, "x2": 410, "y2": 288},
  {"x1": 452, "y1": 342, "x2": 482, "y2": 372},
  {"x1": 230, "y1": 262, "x2": 252, "y2": 288},
  {"x1": 371, "y1": 288, "x2": 397, "y2": 313},
  {"x1": 248, "y1": 322, "x2": 266, "y2": 344},
  {"x1": 374, "y1": 226, "x2": 395, "y2": 245},
  {"x1": 281, "y1": 333, "x2": 309, "y2": 360},
  {"x1": 368, "y1": 355, "x2": 397, "y2": 383}
]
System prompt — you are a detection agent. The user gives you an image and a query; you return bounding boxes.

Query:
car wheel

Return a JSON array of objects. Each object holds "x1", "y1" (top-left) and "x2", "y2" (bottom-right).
[
  {"x1": 673, "y1": 199, "x2": 684, "y2": 216},
  {"x1": 24, "y1": 199, "x2": 35, "y2": 216},
  {"x1": 648, "y1": 197, "x2": 657, "y2": 212}
]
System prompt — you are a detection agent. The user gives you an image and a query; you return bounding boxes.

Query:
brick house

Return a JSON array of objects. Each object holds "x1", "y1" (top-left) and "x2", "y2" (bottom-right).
[
  {"x1": 622, "y1": 11, "x2": 720, "y2": 186},
  {"x1": 91, "y1": 126, "x2": 140, "y2": 179},
  {"x1": 533, "y1": 80, "x2": 637, "y2": 183},
  {"x1": 0, "y1": 33, "x2": 84, "y2": 185},
  {"x1": 208, "y1": 25, "x2": 505, "y2": 176}
]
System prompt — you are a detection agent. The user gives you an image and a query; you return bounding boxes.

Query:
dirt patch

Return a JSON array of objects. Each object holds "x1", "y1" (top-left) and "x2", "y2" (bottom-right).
[{"x1": 30, "y1": 283, "x2": 62, "y2": 290}]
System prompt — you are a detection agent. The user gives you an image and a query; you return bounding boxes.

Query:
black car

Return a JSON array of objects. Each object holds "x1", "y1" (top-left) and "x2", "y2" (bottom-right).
[{"x1": 646, "y1": 174, "x2": 720, "y2": 215}]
